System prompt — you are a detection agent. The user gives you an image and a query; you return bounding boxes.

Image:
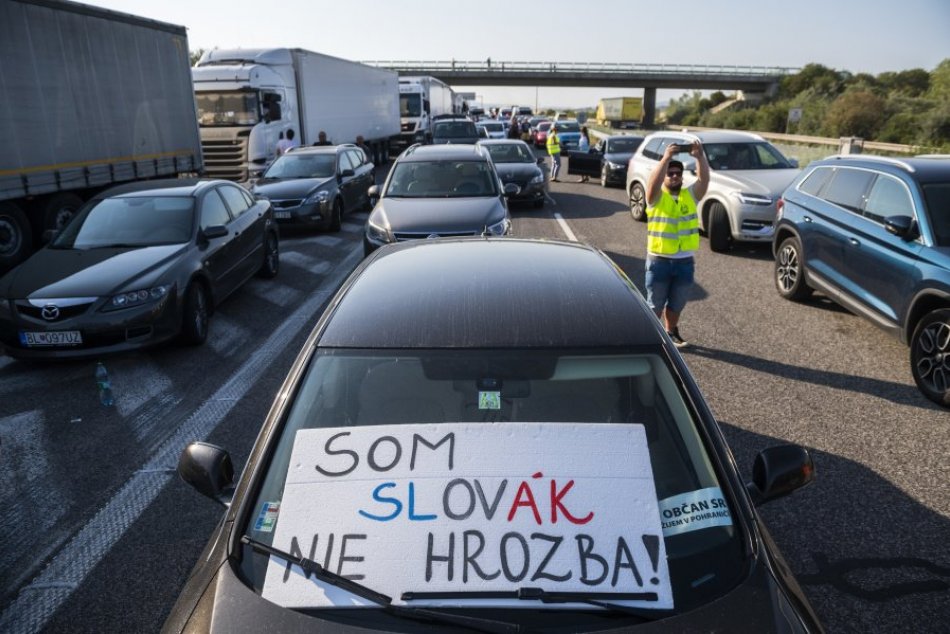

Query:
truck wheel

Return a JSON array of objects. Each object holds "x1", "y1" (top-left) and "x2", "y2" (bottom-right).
[
  {"x1": 629, "y1": 183, "x2": 647, "y2": 222},
  {"x1": 707, "y1": 202, "x2": 731, "y2": 253},
  {"x1": 910, "y1": 308, "x2": 950, "y2": 407},
  {"x1": 42, "y1": 193, "x2": 84, "y2": 235},
  {"x1": 0, "y1": 202, "x2": 32, "y2": 269}
]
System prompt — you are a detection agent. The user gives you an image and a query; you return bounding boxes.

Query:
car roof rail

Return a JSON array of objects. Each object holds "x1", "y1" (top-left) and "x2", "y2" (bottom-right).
[
  {"x1": 826, "y1": 154, "x2": 916, "y2": 172},
  {"x1": 404, "y1": 143, "x2": 423, "y2": 156}
]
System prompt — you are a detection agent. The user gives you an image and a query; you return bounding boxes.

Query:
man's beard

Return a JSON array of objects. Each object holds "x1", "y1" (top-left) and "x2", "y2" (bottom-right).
[{"x1": 667, "y1": 183, "x2": 682, "y2": 194}]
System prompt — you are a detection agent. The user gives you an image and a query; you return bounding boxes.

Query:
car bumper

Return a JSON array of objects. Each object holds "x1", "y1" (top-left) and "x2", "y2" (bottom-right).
[
  {"x1": 603, "y1": 164, "x2": 627, "y2": 184},
  {"x1": 0, "y1": 293, "x2": 181, "y2": 359},
  {"x1": 732, "y1": 206, "x2": 777, "y2": 242},
  {"x1": 269, "y1": 200, "x2": 330, "y2": 225},
  {"x1": 505, "y1": 181, "x2": 546, "y2": 203}
]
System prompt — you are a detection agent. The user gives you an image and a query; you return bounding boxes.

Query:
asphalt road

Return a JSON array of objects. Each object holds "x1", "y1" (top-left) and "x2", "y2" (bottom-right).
[{"x1": 1, "y1": 157, "x2": 948, "y2": 633}]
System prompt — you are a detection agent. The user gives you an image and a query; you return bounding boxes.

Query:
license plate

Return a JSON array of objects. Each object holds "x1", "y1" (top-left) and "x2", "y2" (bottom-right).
[
  {"x1": 19, "y1": 330, "x2": 83, "y2": 347},
  {"x1": 273, "y1": 211, "x2": 291, "y2": 219}
]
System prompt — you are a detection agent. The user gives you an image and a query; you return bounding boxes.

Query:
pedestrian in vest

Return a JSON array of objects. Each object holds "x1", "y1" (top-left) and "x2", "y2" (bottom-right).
[
  {"x1": 546, "y1": 124, "x2": 561, "y2": 182},
  {"x1": 644, "y1": 140, "x2": 709, "y2": 347}
]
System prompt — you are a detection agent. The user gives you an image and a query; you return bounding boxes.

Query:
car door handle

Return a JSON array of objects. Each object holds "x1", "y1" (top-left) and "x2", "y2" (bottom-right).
[
  {"x1": 849, "y1": 238, "x2": 860, "y2": 247},
  {"x1": 803, "y1": 216, "x2": 812, "y2": 223}
]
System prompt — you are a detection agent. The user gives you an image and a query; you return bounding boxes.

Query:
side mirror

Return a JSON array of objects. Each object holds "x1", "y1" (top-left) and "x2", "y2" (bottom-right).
[
  {"x1": 368, "y1": 184, "x2": 380, "y2": 204},
  {"x1": 177, "y1": 442, "x2": 235, "y2": 507},
  {"x1": 201, "y1": 225, "x2": 229, "y2": 240},
  {"x1": 788, "y1": 158, "x2": 800, "y2": 168},
  {"x1": 339, "y1": 168, "x2": 355, "y2": 179},
  {"x1": 747, "y1": 444, "x2": 815, "y2": 506},
  {"x1": 884, "y1": 215, "x2": 918, "y2": 240}
]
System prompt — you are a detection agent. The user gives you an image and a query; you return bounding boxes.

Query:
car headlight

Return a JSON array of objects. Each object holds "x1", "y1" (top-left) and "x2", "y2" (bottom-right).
[
  {"x1": 530, "y1": 172, "x2": 544, "y2": 185},
  {"x1": 304, "y1": 190, "x2": 330, "y2": 206},
  {"x1": 102, "y1": 284, "x2": 171, "y2": 311},
  {"x1": 366, "y1": 217, "x2": 393, "y2": 243},
  {"x1": 607, "y1": 161, "x2": 624, "y2": 170},
  {"x1": 733, "y1": 191, "x2": 772, "y2": 205},
  {"x1": 485, "y1": 218, "x2": 511, "y2": 236}
]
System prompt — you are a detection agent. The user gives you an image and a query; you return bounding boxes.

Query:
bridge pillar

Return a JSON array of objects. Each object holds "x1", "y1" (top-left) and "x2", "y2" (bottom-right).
[{"x1": 643, "y1": 87, "x2": 656, "y2": 129}]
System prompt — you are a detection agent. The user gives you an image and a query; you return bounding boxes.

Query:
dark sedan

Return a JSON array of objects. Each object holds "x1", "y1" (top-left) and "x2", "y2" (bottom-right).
[
  {"x1": 478, "y1": 139, "x2": 548, "y2": 208},
  {"x1": 0, "y1": 180, "x2": 279, "y2": 359},
  {"x1": 168, "y1": 238, "x2": 821, "y2": 634},
  {"x1": 568, "y1": 134, "x2": 645, "y2": 187},
  {"x1": 251, "y1": 145, "x2": 374, "y2": 231}
]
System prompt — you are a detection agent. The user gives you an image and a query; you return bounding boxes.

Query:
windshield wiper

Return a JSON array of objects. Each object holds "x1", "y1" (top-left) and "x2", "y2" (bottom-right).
[
  {"x1": 401, "y1": 587, "x2": 671, "y2": 622},
  {"x1": 87, "y1": 243, "x2": 146, "y2": 249},
  {"x1": 241, "y1": 536, "x2": 519, "y2": 634}
]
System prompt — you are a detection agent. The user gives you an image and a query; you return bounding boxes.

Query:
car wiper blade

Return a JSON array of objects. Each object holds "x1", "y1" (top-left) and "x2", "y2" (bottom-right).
[
  {"x1": 88, "y1": 243, "x2": 145, "y2": 249},
  {"x1": 241, "y1": 536, "x2": 519, "y2": 634},
  {"x1": 402, "y1": 587, "x2": 670, "y2": 621}
]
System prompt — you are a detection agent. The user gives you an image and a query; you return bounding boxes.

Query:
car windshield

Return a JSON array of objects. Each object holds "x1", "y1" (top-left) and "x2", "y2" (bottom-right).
[
  {"x1": 703, "y1": 142, "x2": 793, "y2": 170},
  {"x1": 484, "y1": 143, "x2": 536, "y2": 164},
  {"x1": 386, "y1": 160, "x2": 498, "y2": 197},
  {"x1": 53, "y1": 196, "x2": 195, "y2": 248},
  {"x1": 433, "y1": 121, "x2": 477, "y2": 139},
  {"x1": 607, "y1": 138, "x2": 643, "y2": 154},
  {"x1": 238, "y1": 348, "x2": 745, "y2": 620},
  {"x1": 263, "y1": 154, "x2": 336, "y2": 179},
  {"x1": 923, "y1": 183, "x2": 950, "y2": 246}
]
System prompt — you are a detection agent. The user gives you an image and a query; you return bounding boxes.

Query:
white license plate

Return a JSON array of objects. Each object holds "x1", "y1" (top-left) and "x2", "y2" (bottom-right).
[
  {"x1": 19, "y1": 330, "x2": 83, "y2": 347},
  {"x1": 273, "y1": 211, "x2": 291, "y2": 219}
]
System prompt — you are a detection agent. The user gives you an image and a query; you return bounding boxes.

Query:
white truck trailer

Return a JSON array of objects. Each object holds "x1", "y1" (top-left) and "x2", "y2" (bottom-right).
[
  {"x1": 392, "y1": 76, "x2": 457, "y2": 153},
  {"x1": 192, "y1": 49, "x2": 400, "y2": 181},
  {"x1": 0, "y1": 0, "x2": 203, "y2": 271}
]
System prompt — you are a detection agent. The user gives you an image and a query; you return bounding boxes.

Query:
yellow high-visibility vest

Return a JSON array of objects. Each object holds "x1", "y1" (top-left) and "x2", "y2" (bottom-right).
[
  {"x1": 646, "y1": 189, "x2": 700, "y2": 255},
  {"x1": 546, "y1": 132, "x2": 560, "y2": 156}
]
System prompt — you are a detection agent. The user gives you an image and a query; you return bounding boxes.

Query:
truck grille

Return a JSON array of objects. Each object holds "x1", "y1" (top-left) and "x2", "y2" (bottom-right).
[{"x1": 201, "y1": 134, "x2": 249, "y2": 182}]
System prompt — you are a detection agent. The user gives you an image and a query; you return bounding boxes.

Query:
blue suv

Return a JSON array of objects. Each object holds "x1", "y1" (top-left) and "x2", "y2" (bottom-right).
[{"x1": 773, "y1": 155, "x2": 950, "y2": 407}]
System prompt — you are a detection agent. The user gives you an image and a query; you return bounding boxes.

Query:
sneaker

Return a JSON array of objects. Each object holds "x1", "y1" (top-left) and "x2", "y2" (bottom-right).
[{"x1": 668, "y1": 328, "x2": 688, "y2": 348}]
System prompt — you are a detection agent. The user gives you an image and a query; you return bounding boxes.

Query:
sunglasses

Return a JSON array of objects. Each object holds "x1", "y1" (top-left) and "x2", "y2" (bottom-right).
[{"x1": 667, "y1": 170, "x2": 683, "y2": 177}]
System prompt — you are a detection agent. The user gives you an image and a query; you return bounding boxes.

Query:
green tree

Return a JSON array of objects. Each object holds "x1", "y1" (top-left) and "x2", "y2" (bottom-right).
[
  {"x1": 190, "y1": 48, "x2": 205, "y2": 66},
  {"x1": 878, "y1": 69, "x2": 930, "y2": 97},
  {"x1": 928, "y1": 58, "x2": 950, "y2": 99},
  {"x1": 823, "y1": 90, "x2": 886, "y2": 138}
]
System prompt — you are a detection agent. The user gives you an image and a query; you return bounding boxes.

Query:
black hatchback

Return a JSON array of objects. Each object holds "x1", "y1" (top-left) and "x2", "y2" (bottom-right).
[{"x1": 168, "y1": 238, "x2": 821, "y2": 633}]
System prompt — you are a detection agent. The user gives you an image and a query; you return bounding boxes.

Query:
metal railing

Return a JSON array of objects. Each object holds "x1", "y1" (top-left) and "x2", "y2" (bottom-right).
[{"x1": 363, "y1": 60, "x2": 800, "y2": 77}]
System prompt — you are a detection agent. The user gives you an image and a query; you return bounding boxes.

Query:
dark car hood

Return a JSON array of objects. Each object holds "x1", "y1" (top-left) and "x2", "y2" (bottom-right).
[
  {"x1": 179, "y1": 547, "x2": 818, "y2": 633},
  {"x1": 374, "y1": 197, "x2": 506, "y2": 233},
  {"x1": 0, "y1": 245, "x2": 185, "y2": 298},
  {"x1": 252, "y1": 177, "x2": 333, "y2": 198},
  {"x1": 494, "y1": 162, "x2": 542, "y2": 181}
]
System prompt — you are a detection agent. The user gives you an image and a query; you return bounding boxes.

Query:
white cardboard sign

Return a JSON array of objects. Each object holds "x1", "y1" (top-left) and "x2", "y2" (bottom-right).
[{"x1": 262, "y1": 423, "x2": 672, "y2": 609}]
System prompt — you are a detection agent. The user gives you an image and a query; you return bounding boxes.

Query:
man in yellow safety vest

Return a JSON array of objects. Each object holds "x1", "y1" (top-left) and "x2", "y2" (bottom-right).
[
  {"x1": 644, "y1": 140, "x2": 709, "y2": 348},
  {"x1": 546, "y1": 124, "x2": 561, "y2": 182}
]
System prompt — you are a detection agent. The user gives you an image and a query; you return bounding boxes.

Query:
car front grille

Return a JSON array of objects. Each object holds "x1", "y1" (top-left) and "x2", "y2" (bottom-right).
[
  {"x1": 271, "y1": 199, "x2": 303, "y2": 209},
  {"x1": 393, "y1": 230, "x2": 479, "y2": 241},
  {"x1": 16, "y1": 301, "x2": 94, "y2": 321}
]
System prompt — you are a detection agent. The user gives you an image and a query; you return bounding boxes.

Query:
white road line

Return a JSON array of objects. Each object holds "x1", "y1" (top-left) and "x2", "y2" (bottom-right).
[
  {"x1": 207, "y1": 313, "x2": 249, "y2": 358},
  {"x1": 280, "y1": 250, "x2": 320, "y2": 270},
  {"x1": 313, "y1": 235, "x2": 344, "y2": 247},
  {"x1": 246, "y1": 280, "x2": 300, "y2": 307},
  {"x1": 0, "y1": 246, "x2": 365, "y2": 634},
  {"x1": 112, "y1": 360, "x2": 173, "y2": 419},
  {"x1": 554, "y1": 212, "x2": 578, "y2": 242}
]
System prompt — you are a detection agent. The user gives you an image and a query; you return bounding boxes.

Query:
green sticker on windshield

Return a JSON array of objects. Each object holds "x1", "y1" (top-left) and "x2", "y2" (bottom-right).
[{"x1": 478, "y1": 391, "x2": 501, "y2": 410}]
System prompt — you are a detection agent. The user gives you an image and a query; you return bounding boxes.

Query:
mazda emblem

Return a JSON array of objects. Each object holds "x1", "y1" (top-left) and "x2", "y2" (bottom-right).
[{"x1": 41, "y1": 304, "x2": 61, "y2": 321}]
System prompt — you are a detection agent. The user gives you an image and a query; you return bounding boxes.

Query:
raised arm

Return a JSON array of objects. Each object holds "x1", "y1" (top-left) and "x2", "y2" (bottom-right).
[
  {"x1": 646, "y1": 144, "x2": 679, "y2": 206},
  {"x1": 688, "y1": 141, "x2": 710, "y2": 201}
]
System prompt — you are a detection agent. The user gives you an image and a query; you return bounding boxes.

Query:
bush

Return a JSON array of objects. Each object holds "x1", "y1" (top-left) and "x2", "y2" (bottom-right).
[{"x1": 823, "y1": 90, "x2": 886, "y2": 138}]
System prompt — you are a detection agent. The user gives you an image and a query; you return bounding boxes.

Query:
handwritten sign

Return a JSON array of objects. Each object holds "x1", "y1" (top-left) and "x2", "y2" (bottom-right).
[{"x1": 262, "y1": 423, "x2": 672, "y2": 609}]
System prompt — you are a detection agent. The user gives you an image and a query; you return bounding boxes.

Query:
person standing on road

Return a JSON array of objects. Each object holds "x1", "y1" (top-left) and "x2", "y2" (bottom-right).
[
  {"x1": 312, "y1": 130, "x2": 332, "y2": 146},
  {"x1": 546, "y1": 124, "x2": 561, "y2": 182},
  {"x1": 507, "y1": 116, "x2": 521, "y2": 139},
  {"x1": 276, "y1": 129, "x2": 297, "y2": 155},
  {"x1": 576, "y1": 126, "x2": 591, "y2": 182},
  {"x1": 644, "y1": 141, "x2": 709, "y2": 347}
]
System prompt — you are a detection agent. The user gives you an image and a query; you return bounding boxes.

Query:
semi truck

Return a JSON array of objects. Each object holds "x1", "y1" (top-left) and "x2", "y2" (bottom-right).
[
  {"x1": 596, "y1": 97, "x2": 644, "y2": 128},
  {"x1": 392, "y1": 76, "x2": 456, "y2": 153},
  {"x1": 0, "y1": 0, "x2": 203, "y2": 271},
  {"x1": 193, "y1": 49, "x2": 400, "y2": 182}
]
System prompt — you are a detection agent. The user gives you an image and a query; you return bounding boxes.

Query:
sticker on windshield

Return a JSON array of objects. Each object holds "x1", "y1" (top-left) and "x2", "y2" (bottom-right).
[
  {"x1": 262, "y1": 423, "x2": 673, "y2": 610},
  {"x1": 254, "y1": 501, "x2": 281, "y2": 533},
  {"x1": 658, "y1": 487, "x2": 733, "y2": 536},
  {"x1": 478, "y1": 391, "x2": 501, "y2": 410}
]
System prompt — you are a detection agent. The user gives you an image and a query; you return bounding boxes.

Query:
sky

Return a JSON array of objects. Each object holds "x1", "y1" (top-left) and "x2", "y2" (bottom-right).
[{"x1": 79, "y1": 0, "x2": 950, "y2": 109}]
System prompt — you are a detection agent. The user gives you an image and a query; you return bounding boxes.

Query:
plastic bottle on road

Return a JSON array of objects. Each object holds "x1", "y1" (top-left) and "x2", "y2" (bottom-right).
[{"x1": 95, "y1": 362, "x2": 114, "y2": 407}]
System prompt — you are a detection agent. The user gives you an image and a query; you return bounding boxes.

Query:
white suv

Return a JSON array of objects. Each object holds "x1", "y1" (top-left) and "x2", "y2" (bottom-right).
[{"x1": 625, "y1": 130, "x2": 800, "y2": 252}]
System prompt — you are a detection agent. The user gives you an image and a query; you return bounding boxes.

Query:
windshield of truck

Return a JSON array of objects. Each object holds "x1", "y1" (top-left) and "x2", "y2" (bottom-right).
[
  {"x1": 196, "y1": 92, "x2": 260, "y2": 126},
  {"x1": 386, "y1": 160, "x2": 498, "y2": 197},
  {"x1": 703, "y1": 142, "x2": 794, "y2": 170},
  {"x1": 400, "y1": 94, "x2": 422, "y2": 118},
  {"x1": 53, "y1": 196, "x2": 195, "y2": 248},
  {"x1": 263, "y1": 154, "x2": 336, "y2": 180}
]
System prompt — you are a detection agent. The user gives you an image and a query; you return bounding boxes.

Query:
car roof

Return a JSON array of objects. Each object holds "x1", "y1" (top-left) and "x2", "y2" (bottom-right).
[
  {"x1": 648, "y1": 129, "x2": 767, "y2": 144},
  {"x1": 319, "y1": 238, "x2": 664, "y2": 349},
  {"x1": 477, "y1": 139, "x2": 530, "y2": 147},
  {"x1": 286, "y1": 145, "x2": 352, "y2": 155},
  {"x1": 813, "y1": 155, "x2": 950, "y2": 182},
  {"x1": 605, "y1": 134, "x2": 645, "y2": 142},
  {"x1": 399, "y1": 144, "x2": 487, "y2": 162},
  {"x1": 92, "y1": 178, "x2": 223, "y2": 199}
]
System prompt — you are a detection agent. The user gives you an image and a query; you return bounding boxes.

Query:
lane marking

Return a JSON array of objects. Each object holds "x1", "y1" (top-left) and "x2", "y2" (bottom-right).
[
  {"x1": 554, "y1": 212, "x2": 578, "y2": 242},
  {"x1": 0, "y1": 246, "x2": 365, "y2": 634}
]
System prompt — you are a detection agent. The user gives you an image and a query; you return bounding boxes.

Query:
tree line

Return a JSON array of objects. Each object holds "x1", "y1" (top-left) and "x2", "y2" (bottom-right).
[{"x1": 663, "y1": 60, "x2": 950, "y2": 150}]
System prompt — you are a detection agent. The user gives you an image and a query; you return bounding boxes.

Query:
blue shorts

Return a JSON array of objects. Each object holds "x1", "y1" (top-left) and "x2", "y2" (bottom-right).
[{"x1": 645, "y1": 255, "x2": 694, "y2": 314}]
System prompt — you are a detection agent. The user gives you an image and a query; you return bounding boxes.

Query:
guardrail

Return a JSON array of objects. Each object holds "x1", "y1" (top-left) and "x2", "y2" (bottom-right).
[{"x1": 363, "y1": 60, "x2": 800, "y2": 77}]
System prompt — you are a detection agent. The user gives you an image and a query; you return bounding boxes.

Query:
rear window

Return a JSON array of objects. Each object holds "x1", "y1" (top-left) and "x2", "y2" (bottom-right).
[
  {"x1": 822, "y1": 168, "x2": 875, "y2": 213},
  {"x1": 434, "y1": 121, "x2": 477, "y2": 138},
  {"x1": 798, "y1": 166, "x2": 834, "y2": 196}
]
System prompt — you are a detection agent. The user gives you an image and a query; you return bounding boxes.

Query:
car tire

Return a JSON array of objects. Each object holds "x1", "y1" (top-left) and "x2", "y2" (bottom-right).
[
  {"x1": 180, "y1": 283, "x2": 209, "y2": 346},
  {"x1": 257, "y1": 231, "x2": 279, "y2": 278},
  {"x1": 0, "y1": 201, "x2": 32, "y2": 269},
  {"x1": 774, "y1": 236, "x2": 814, "y2": 301},
  {"x1": 707, "y1": 202, "x2": 731, "y2": 253},
  {"x1": 911, "y1": 308, "x2": 950, "y2": 407},
  {"x1": 600, "y1": 165, "x2": 609, "y2": 188},
  {"x1": 42, "y1": 193, "x2": 84, "y2": 236},
  {"x1": 328, "y1": 199, "x2": 343, "y2": 232},
  {"x1": 629, "y1": 183, "x2": 647, "y2": 222}
]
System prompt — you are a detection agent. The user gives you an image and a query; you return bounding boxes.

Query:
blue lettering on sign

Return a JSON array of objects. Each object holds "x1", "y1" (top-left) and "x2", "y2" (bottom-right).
[{"x1": 358, "y1": 482, "x2": 438, "y2": 522}]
